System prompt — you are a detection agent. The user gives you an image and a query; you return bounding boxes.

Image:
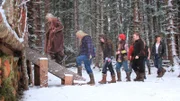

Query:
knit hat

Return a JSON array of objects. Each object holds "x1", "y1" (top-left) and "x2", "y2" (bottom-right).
[{"x1": 118, "y1": 33, "x2": 126, "y2": 40}]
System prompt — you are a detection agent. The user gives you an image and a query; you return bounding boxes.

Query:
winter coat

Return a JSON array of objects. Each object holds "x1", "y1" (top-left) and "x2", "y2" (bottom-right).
[
  {"x1": 151, "y1": 41, "x2": 166, "y2": 58},
  {"x1": 45, "y1": 18, "x2": 64, "y2": 56},
  {"x1": 101, "y1": 41, "x2": 114, "y2": 60},
  {"x1": 116, "y1": 40, "x2": 128, "y2": 62},
  {"x1": 79, "y1": 35, "x2": 95, "y2": 58},
  {"x1": 132, "y1": 38, "x2": 145, "y2": 58},
  {"x1": 128, "y1": 45, "x2": 134, "y2": 61}
]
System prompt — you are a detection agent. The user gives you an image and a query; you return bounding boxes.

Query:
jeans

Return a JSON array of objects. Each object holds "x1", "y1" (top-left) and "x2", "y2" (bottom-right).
[
  {"x1": 154, "y1": 54, "x2": 162, "y2": 72},
  {"x1": 116, "y1": 60, "x2": 129, "y2": 73},
  {"x1": 144, "y1": 58, "x2": 151, "y2": 72},
  {"x1": 76, "y1": 55, "x2": 93, "y2": 74},
  {"x1": 102, "y1": 60, "x2": 115, "y2": 75}
]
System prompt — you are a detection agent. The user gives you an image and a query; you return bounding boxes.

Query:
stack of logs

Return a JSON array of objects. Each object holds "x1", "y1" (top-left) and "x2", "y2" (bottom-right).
[{"x1": 0, "y1": 56, "x2": 21, "y2": 101}]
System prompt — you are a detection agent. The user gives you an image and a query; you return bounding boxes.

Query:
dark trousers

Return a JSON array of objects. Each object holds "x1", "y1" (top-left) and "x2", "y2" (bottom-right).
[
  {"x1": 132, "y1": 57, "x2": 145, "y2": 73},
  {"x1": 154, "y1": 54, "x2": 162, "y2": 73},
  {"x1": 102, "y1": 60, "x2": 115, "y2": 75},
  {"x1": 144, "y1": 58, "x2": 151, "y2": 73}
]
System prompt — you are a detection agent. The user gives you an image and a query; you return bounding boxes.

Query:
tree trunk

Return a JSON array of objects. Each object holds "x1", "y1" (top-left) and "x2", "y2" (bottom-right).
[
  {"x1": 74, "y1": 0, "x2": 79, "y2": 50},
  {"x1": 167, "y1": 0, "x2": 180, "y2": 66},
  {"x1": 95, "y1": 0, "x2": 101, "y2": 67},
  {"x1": 133, "y1": 0, "x2": 140, "y2": 33}
]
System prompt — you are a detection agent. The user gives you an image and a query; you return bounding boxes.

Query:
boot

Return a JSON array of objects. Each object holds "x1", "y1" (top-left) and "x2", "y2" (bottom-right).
[
  {"x1": 138, "y1": 73, "x2": 144, "y2": 82},
  {"x1": 161, "y1": 67, "x2": 166, "y2": 77},
  {"x1": 157, "y1": 68, "x2": 166, "y2": 78},
  {"x1": 108, "y1": 75, "x2": 116, "y2": 83},
  {"x1": 116, "y1": 71, "x2": 122, "y2": 81},
  {"x1": 157, "y1": 71, "x2": 162, "y2": 78},
  {"x1": 178, "y1": 74, "x2": 180, "y2": 78},
  {"x1": 126, "y1": 72, "x2": 131, "y2": 81},
  {"x1": 134, "y1": 71, "x2": 140, "y2": 81},
  {"x1": 77, "y1": 66, "x2": 82, "y2": 76},
  {"x1": 87, "y1": 73, "x2": 95, "y2": 85},
  {"x1": 98, "y1": 74, "x2": 107, "y2": 84}
]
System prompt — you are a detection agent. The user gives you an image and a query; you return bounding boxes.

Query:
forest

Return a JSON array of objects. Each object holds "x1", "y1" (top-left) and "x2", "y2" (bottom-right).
[
  {"x1": 27, "y1": 0, "x2": 180, "y2": 66},
  {"x1": 0, "y1": 0, "x2": 180, "y2": 101}
]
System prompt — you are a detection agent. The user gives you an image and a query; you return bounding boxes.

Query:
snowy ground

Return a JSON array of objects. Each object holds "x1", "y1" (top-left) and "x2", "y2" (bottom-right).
[{"x1": 21, "y1": 64, "x2": 180, "y2": 101}]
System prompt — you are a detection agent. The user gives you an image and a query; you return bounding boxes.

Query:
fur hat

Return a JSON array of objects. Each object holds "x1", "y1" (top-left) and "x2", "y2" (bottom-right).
[{"x1": 118, "y1": 33, "x2": 126, "y2": 40}]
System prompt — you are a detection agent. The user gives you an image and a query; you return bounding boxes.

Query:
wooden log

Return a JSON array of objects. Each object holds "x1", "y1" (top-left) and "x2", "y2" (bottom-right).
[
  {"x1": 3, "y1": 60, "x2": 11, "y2": 79},
  {"x1": 0, "y1": 10, "x2": 23, "y2": 51},
  {"x1": 0, "y1": 44, "x2": 13, "y2": 55},
  {"x1": 0, "y1": 58, "x2": 1, "y2": 67},
  {"x1": 0, "y1": 96, "x2": 4, "y2": 101},
  {"x1": 26, "y1": 47, "x2": 85, "y2": 81}
]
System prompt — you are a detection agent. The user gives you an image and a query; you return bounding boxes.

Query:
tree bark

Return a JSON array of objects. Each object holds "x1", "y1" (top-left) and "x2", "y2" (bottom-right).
[{"x1": 74, "y1": 0, "x2": 79, "y2": 50}]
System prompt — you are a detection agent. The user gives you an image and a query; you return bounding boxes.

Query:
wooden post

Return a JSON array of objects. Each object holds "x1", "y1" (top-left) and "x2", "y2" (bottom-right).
[
  {"x1": 61, "y1": 74, "x2": 73, "y2": 85},
  {"x1": 39, "y1": 58, "x2": 48, "y2": 87},
  {"x1": 34, "y1": 64, "x2": 40, "y2": 86},
  {"x1": 34, "y1": 58, "x2": 48, "y2": 87}
]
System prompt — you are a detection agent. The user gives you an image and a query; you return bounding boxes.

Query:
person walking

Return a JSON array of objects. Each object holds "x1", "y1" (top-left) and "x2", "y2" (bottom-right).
[
  {"x1": 143, "y1": 42, "x2": 151, "y2": 79},
  {"x1": 76, "y1": 30, "x2": 96, "y2": 85},
  {"x1": 151, "y1": 35, "x2": 166, "y2": 77},
  {"x1": 115, "y1": 33, "x2": 131, "y2": 81},
  {"x1": 45, "y1": 13, "x2": 64, "y2": 64},
  {"x1": 132, "y1": 33, "x2": 145, "y2": 82},
  {"x1": 98, "y1": 35, "x2": 116, "y2": 84}
]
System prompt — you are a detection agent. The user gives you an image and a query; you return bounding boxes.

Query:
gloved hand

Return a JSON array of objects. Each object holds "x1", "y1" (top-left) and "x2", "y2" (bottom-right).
[
  {"x1": 105, "y1": 57, "x2": 112, "y2": 62},
  {"x1": 135, "y1": 56, "x2": 139, "y2": 59}
]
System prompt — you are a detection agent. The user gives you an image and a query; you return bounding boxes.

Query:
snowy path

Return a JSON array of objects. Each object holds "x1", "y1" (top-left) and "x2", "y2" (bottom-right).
[{"x1": 21, "y1": 66, "x2": 180, "y2": 101}]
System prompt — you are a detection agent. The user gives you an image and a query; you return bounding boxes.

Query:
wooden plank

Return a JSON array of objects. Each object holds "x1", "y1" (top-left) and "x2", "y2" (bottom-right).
[
  {"x1": 0, "y1": 44, "x2": 13, "y2": 55},
  {"x1": 26, "y1": 47, "x2": 85, "y2": 81}
]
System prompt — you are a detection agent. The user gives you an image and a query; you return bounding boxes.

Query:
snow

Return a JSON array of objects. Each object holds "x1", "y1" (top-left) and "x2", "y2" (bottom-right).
[
  {"x1": 0, "y1": 0, "x2": 28, "y2": 43},
  {"x1": 21, "y1": 64, "x2": 180, "y2": 101},
  {"x1": 39, "y1": 58, "x2": 48, "y2": 60},
  {"x1": 168, "y1": 0, "x2": 173, "y2": 7}
]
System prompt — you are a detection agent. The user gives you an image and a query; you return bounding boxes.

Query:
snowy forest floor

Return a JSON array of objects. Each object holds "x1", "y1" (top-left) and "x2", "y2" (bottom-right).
[{"x1": 21, "y1": 63, "x2": 180, "y2": 101}]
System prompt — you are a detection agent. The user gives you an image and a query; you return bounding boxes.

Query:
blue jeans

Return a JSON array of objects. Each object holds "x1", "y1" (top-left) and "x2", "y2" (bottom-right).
[
  {"x1": 102, "y1": 60, "x2": 115, "y2": 75},
  {"x1": 76, "y1": 55, "x2": 93, "y2": 74},
  {"x1": 116, "y1": 60, "x2": 129, "y2": 72},
  {"x1": 154, "y1": 54, "x2": 162, "y2": 72}
]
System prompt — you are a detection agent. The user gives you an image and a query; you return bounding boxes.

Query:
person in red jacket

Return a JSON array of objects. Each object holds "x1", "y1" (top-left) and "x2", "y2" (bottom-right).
[{"x1": 127, "y1": 39, "x2": 134, "y2": 77}]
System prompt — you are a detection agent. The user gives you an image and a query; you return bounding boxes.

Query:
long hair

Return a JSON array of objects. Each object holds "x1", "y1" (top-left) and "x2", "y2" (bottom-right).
[
  {"x1": 117, "y1": 40, "x2": 126, "y2": 51},
  {"x1": 99, "y1": 34, "x2": 114, "y2": 55}
]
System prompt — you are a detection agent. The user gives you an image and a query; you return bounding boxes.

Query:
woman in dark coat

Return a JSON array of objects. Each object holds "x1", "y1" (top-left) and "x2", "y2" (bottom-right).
[{"x1": 98, "y1": 35, "x2": 116, "y2": 84}]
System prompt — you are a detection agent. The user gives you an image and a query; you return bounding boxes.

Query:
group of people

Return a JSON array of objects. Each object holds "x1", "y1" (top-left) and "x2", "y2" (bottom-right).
[
  {"x1": 44, "y1": 13, "x2": 173, "y2": 86},
  {"x1": 75, "y1": 30, "x2": 167, "y2": 85}
]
